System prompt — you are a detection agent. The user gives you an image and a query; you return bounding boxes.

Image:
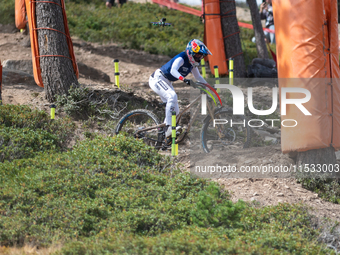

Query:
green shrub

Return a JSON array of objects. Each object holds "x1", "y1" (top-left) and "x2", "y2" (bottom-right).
[
  {"x1": 0, "y1": 134, "x2": 334, "y2": 253},
  {"x1": 191, "y1": 183, "x2": 245, "y2": 228},
  {"x1": 0, "y1": 126, "x2": 58, "y2": 162},
  {"x1": 298, "y1": 177, "x2": 340, "y2": 204},
  {"x1": 0, "y1": 104, "x2": 75, "y2": 162},
  {"x1": 0, "y1": 135, "x2": 208, "y2": 245},
  {"x1": 58, "y1": 204, "x2": 332, "y2": 254},
  {"x1": 0, "y1": 0, "x2": 14, "y2": 25}
]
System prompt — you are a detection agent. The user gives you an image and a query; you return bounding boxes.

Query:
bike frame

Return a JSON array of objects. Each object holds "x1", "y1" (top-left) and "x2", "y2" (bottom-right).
[{"x1": 135, "y1": 92, "x2": 217, "y2": 139}]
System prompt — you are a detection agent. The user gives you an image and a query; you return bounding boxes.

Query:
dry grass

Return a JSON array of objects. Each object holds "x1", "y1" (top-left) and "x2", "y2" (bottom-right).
[{"x1": 0, "y1": 244, "x2": 62, "y2": 255}]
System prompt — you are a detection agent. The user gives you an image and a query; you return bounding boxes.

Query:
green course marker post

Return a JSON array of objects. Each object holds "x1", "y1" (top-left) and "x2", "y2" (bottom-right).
[
  {"x1": 201, "y1": 59, "x2": 206, "y2": 79},
  {"x1": 171, "y1": 111, "x2": 178, "y2": 156},
  {"x1": 214, "y1": 65, "x2": 220, "y2": 93},
  {"x1": 229, "y1": 58, "x2": 234, "y2": 85},
  {"x1": 50, "y1": 104, "x2": 56, "y2": 120},
  {"x1": 114, "y1": 59, "x2": 120, "y2": 88}
]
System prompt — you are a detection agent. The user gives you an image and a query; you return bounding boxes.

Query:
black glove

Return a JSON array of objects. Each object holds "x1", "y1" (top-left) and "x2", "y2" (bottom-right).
[{"x1": 183, "y1": 79, "x2": 191, "y2": 86}]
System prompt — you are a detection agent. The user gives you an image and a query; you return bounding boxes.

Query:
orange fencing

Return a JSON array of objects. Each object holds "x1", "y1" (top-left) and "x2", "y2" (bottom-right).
[
  {"x1": 16, "y1": 0, "x2": 78, "y2": 87},
  {"x1": 273, "y1": 0, "x2": 340, "y2": 152},
  {"x1": 203, "y1": 0, "x2": 228, "y2": 75},
  {"x1": 15, "y1": 0, "x2": 27, "y2": 30}
]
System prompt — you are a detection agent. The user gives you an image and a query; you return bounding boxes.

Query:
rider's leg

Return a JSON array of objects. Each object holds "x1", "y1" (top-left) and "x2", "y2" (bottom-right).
[
  {"x1": 149, "y1": 70, "x2": 179, "y2": 126},
  {"x1": 149, "y1": 70, "x2": 180, "y2": 137}
]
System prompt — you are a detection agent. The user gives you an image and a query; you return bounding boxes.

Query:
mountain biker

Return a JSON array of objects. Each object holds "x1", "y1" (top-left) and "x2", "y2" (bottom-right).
[{"x1": 149, "y1": 39, "x2": 212, "y2": 139}]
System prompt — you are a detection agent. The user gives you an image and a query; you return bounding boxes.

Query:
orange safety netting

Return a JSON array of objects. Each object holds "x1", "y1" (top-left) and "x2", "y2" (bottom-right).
[
  {"x1": 273, "y1": 0, "x2": 340, "y2": 152},
  {"x1": 15, "y1": 0, "x2": 27, "y2": 30},
  {"x1": 21, "y1": 0, "x2": 78, "y2": 87},
  {"x1": 204, "y1": 0, "x2": 228, "y2": 75}
]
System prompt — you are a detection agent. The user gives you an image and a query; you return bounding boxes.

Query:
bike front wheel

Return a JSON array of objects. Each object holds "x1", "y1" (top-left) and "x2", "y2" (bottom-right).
[
  {"x1": 200, "y1": 108, "x2": 252, "y2": 153},
  {"x1": 115, "y1": 109, "x2": 164, "y2": 149}
]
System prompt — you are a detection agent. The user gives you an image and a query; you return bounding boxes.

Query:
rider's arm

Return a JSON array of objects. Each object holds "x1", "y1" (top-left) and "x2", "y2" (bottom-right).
[
  {"x1": 192, "y1": 67, "x2": 208, "y2": 84},
  {"x1": 170, "y1": 57, "x2": 186, "y2": 81}
]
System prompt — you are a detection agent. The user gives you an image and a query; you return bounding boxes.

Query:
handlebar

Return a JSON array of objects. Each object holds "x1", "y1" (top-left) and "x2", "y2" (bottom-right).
[{"x1": 191, "y1": 81, "x2": 223, "y2": 107}]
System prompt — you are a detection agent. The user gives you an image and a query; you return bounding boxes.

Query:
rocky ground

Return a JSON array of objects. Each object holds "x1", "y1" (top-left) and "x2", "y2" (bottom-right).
[{"x1": 1, "y1": 20, "x2": 340, "y2": 229}]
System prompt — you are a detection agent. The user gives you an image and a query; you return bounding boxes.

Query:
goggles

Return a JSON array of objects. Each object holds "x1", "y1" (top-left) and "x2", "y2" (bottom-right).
[{"x1": 193, "y1": 52, "x2": 206, "y2": 62}]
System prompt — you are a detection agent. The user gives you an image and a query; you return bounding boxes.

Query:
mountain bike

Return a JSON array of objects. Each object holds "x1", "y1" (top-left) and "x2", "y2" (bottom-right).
[{"x1": 115, "y1": 82, "x2": 252, "y2": 153}]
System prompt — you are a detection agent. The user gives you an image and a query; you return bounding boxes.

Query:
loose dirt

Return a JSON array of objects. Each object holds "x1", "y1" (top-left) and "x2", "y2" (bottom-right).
[{"x1": 1, "y1": 28, "x2": 340, "y2": 224}]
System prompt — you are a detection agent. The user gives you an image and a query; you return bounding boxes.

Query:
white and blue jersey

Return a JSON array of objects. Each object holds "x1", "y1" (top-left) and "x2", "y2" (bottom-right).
[
  {"x1": 149, "y1": 51, "x2": 208, "y2": 126},
  {"x1": 160, "y1": 52, "x2": 193, "y2": 81}
]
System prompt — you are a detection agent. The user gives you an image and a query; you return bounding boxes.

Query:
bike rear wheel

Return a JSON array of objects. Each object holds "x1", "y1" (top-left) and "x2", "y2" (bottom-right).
[
  {"x1": 200, "y1": 108, "x2": 252, "y2": 153},
  {"x1": 115, "y1": 109, "x2": 164, "y2": 149}
]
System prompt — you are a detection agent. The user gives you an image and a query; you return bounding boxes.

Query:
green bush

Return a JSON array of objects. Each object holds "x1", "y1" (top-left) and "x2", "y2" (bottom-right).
[
  {"x1": 0, "y1": 0, "x2": 14, "y2": 25},
  {"x1": 0, "y1": 135, "x2": 334, "y2": 253},
  {"x1": 299, "y1": 177, "x2": 340, "y2": 204},
  {"x1": 0, "y1": 135, "x2": 210, "y2": 245},
  {"x1": 58, "y1": 204, "x2": 332, "y2": 254},
  {"x1": 0, "y1": 104, "x2": 75, "y2": 162},
  {"x1": 0, "y1": 126, "x2": 58, "y2": 162}
]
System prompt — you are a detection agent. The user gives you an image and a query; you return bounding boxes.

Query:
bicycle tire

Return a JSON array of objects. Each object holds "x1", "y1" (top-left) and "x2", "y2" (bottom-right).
[
  {"x1": 200, "y1": 108, "x2": 252, "y2": 153},
  {"x1": 115, "y1": 109, "x2": 164, "y2": 149}
]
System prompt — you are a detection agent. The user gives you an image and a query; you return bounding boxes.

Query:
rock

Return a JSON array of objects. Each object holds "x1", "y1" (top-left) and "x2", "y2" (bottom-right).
[
  {"x1": 244, "y1": 159, "x2": 254, "y2": 164},
  {"x1": 264, "y1": 136, "x2": 277, "y2": 144},
  {"x1": 2, "y1": 68, "x2": 36, "y2": 86},
  {"x1": 296, "y1": 188, "x2": 307, "y2": 193},
  {"x1": 2, "y1": 60, "x2": 33, "y2": 75},
  {"x1": 277, "y1": 193, "x2": 284, "y2": 197},
  {"x1": 336, "y1": 151, "x2": 340, "y2": 160},
  {"x1": 254, "y1": 129, "x2": 272, "y2": 138},
  {"x1": 253, "y1": 192, "x2": 259, "y2": 196}
]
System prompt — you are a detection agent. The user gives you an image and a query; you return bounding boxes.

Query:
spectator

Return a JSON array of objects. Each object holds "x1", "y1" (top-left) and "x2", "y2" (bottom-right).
[
  {"x1": 106, "y1": 0, "x2": 126, "y2": 8},
  {"x1": 260, "y1": 0, "x2": 275, "y2": 44}
]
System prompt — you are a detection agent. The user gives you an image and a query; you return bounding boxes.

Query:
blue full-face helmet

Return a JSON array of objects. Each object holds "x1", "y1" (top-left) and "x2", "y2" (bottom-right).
[{"x1": 186, "y1": 39, "x2": 212, "y2": 67}]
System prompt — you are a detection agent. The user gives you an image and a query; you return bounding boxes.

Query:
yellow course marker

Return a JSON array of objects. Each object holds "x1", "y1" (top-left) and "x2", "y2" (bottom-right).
[
  {"x1": 50, "y1": 104, "x2": 56, "y2": 120},
  {"x1": 214, "y1": 65, "x2": 220, "y2": 93},
  {"x1": 171, "y1": 111, "x2": 178, "y2": 156},
  {"x1": 114, "y1": 59, "x2": 120, "y2": 88},
  {"x1": 229, "y1": 58, "x2": 234, "y2": 85},
  {"x1": 200, "y1": 59, "x2": 206, "y2": 79}
]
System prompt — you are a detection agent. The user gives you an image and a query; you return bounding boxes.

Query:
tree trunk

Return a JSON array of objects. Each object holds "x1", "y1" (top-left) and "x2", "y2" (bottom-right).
[
  {"x1": 220, "y1": 0, "x2": 246, "y2": 77},
  {"x1": 296, "y1": 147, "x2": 338, "y2": 178},
  {"x1": 246, "y1": 0, "x2": 269, "y2": 59},
  {"x1": 36, "y1": 0, "x2": 78, "y2": 102}
]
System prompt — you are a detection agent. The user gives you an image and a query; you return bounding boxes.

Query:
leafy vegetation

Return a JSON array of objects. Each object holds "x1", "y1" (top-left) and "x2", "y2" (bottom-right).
[
  {"x1": 0, "y1": 104, "x2": 74, "y2": 162},
  {"x1": 0, "y1": 0, "x2": 14, "y2": 25},
  {"x1": 0, "y1": 131, "x2": 333, "y2": 253},
  {"x1": 298, "y1": 177, "x2": 340, "y2": 204}
]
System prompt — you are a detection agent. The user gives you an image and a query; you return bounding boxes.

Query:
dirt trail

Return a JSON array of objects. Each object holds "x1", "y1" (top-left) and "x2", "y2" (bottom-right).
[{"x1": 1, "y1": 29, "x2": 340, "y2": 222}]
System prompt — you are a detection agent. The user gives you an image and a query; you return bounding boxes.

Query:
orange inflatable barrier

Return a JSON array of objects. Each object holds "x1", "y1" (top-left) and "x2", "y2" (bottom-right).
[
  {"x1": 15, "y1": 0, "x2": 27, "y2": 30},
  {"x1": 204, "y1": 0, "x2": 228, "y2": 75},
  {"x1": 326, "y1": 0, "x2": 340, "y2": 150},
  {"x1": 273, "y1": 0, "x2": 340, "y2": 152},
  {"x1": 24, "y1": 0, "x2": 78, "y2": 87}
]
